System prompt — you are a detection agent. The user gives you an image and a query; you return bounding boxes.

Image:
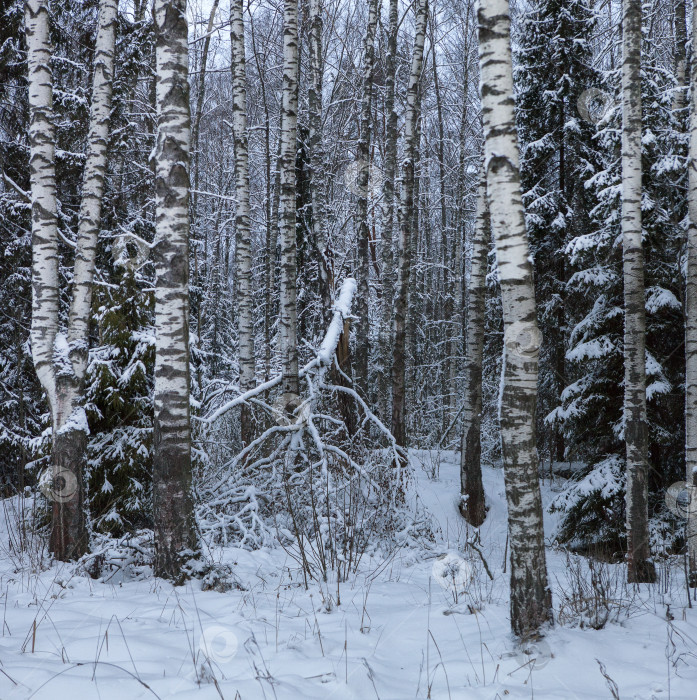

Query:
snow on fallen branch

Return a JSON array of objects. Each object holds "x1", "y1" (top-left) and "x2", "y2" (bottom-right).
[
  {"x1": 199, "y1": 277, "x2": 357, "y2": 425},
  {"x1": 195, "y1": 278, "x2": 411, "y2": 559}
]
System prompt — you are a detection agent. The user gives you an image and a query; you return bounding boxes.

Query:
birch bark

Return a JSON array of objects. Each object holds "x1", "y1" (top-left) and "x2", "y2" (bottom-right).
[
  {"x1": 391, "y1": 0, "x2": 428, "y2": 452},
  {"x1": 191, "y1": 0, "x2": 220, "y2": 216},
  {"x1": 674, "y1": 0, "x2": 688, "y2": 114},
  {"x1": 459, "y1": 169, "x2": 487, "y2": 527},
  {"x1": 26, "y1": 0, "x2": 117, "y2": 560},
  {"x1": 621, "y1": 0, "x2": 655, "y2": 584},
  {"x1": 152, "y1": 0, "x2": 198, "y2": 579},
  {"x1": 379, "y1": 0, "x2": 399, "y2": 423},
  {"x1": 231, "y1": 0, "x2": 255, "y2": 446},
  {"x1": 279, "y1": 0, "x2": 300, "y2": 400},
  {"x1": 430, "y1": 16, "x2": 452, "y2": 432},
  {"x1": 684, "y1": 0, "x2": 697, "y2": 584},
  {"x1": 355, "y1": 0, "x2": 380, "y2": 391},
  {"x1": 477, "y1": 0, "x2": 553, "y2": 636},
  {"x1": 308, "y1": 0, "x2": 332, "y2": 316}
]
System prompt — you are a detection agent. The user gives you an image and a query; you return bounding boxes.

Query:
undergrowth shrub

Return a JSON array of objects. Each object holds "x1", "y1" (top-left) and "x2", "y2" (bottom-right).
[{"x1": 555, "y1": 551, "x2": 635, "y2": 629}]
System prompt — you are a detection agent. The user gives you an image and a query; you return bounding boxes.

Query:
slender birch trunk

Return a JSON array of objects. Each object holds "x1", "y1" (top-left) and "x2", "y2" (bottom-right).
[
  {"x1": 684, "y1": 0, "x2": 697, "y2": 585},
  {"x1": 478, "y1": 0, "x2": 552, "y2": 637},
  {"x1": 621, "y1": 0, "x2": 655, "y2": 584},
  {"x1": 430, "y1": 20, "x2": 452, "y2": 433},
  {"x1": 26, "y1": 0, "x2": 117, "y2": 560},
  {"x1": 249, "y1": 19, "x2": 274, "y2": 381},
  {"x1": 25, "y1": 0, "x2": 59, "y2": 428},
  {"x1": 379, "y1": 0, "x2": 399, "y2": 423},
  {"x1": 278, "y1": 0, "x2": 300, "y2": 400},
  {"x1": 391, "y1": 0, "x2": 428, "y2": 452},
  {"x1": 152, "y1": 0, "x2": 198, "y2": 579},
  {"x1": 459, "y1": 169, "x2": 487, "y2": 527},
  {"x1": 230, "y1": 0, "x2": 255, "y2": 446},
  {"x1": 355, "y1": 0, "x2": 380, "y2": 392},
  {"x1": 453, "y1": 41, "x2": 472, "y2": 422},
  {"x1": 674, "y1": 0, "x2": 688, "y2": 114},
  {"x1": 308, "y1": 0, "x2": 332, "y2": 316},
  {"x1": 191, "y1": 0, "x2": 220, "y2": 216}
]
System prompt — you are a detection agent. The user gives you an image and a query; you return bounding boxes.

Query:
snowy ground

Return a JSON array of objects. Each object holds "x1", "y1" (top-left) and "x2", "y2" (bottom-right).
[{"x1": 1, "y1": 451, "x2": 697, "y2": 699}]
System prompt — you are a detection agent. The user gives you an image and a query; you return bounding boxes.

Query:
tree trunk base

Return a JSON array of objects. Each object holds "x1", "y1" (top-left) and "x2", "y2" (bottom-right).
[
  {"x1": 50, "y1": 428, "x2": 89, "y2": 561},
  {"x1": 459, "y1": 496, "x2": 486, "y2": 529},
  {"x1": 627, "y1": 558, "x2": 656, "y2": 584}
]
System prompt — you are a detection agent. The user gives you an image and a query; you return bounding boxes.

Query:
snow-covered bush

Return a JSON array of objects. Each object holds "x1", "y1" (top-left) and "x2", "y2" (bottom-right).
[
  {"x1": 195, "y1": 280, "x2": 424, "y2": 582},
  {"x1": 556, "y1": 551, "x2": 635, "y2": 629}
]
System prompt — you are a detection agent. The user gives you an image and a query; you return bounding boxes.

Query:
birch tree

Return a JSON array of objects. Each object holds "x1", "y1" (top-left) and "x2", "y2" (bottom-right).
[
  {"x1": 673, "y1": 0, "x2": 688, "y2": 114},
  {"x1": 231, "y1": 0, "x2": 255, "y2": 446},
  {"x1": 685, "y1": 0, "x2": 697, "y2": 584},
  {"x1": 308, "y1": 0, "x2": 332, "y2": 315},
  {"x1": 621, "y1": 0, "x2": 655, "y2": 584},
  {"x1": 25, "y1": 0, "x2": 117, "y2": 560},
  {"x1": 152, "y1": 0, "x2": 198, "y2": 579},
  {"x1": 278, "y1": 0, "x2": 300, "y2": 401},
  {"x1": 355, "y1": 0, "x2": 380, "y2": 391},
  {"x1": 477, "y1": 0, "x2": 552, "y2": 636},
  {"x1": 392, "y1": 0, "x2": 428, "y2": 452},
  {"x1": 379, "y1": 0, "x2": 399, "y2": 422},
  {"x1": 459, "y1": 171, "x2": 487, "y2": 527}
]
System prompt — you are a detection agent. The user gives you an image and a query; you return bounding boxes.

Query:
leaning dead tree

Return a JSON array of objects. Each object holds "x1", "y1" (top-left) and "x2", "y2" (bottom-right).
[
  {"x1": 152, "y1": 0, "x2": 198, "y2": 579},
  {"x1": 198, "y1": 278, "x2": 402, "y2": 558},
  {"x1": 25, "y1": 0, "x2": 117, "y2": 560},
  {"x1": 477, "y1": 0, "x2": 553, "y2": 637}
]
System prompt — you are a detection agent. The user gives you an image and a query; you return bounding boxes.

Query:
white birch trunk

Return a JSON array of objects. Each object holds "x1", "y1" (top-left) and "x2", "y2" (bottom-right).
[
  {"x1": 621, "y1": 0, "x2": 655, "y2": 584},
  {"x1": 684, "y1": 0, "x2": 697, "y2": 584},
  {"x1": 459, "y1": 169, "x2": 487, "y2": 527},
  {"x1": 391, "y1": 0, "x2": 428, "y2": 451},
  {"x1": 477, "y1": 0, "x2": 552, "y2": 636},
  {"x1": 308, "y1": 0, "x2": 332, "y2": 315},
  {"x1": 231, "y1": 0, "x2": 255, "y2": 446},
  {"x1": 26, "y1": 0, "x2": 59, "y2": 423},
  {"x1": 26, "y1": 0, "x2": 117, "y2": 560},
  {"x1": 278, "y1": 0, "x2": 300, "y2": 400},
  {"x1": 191, "y1": 0, "x2": 220, "y2": 214},
  {"x1": 378, "y1": 0, "x2": 399, "y2": 423},
  {"x1": 355, "y1": 0, "x2": 380, "y2": 391},
  {"x1": 69, "y1": 0, "x2": 118, "y2": 383},
  {"x1": 674, "y1": 0, "x2": 688, "y2": 114},
  {"x1": 152, "y1": 0, "x2": 197, "y2": 579}
]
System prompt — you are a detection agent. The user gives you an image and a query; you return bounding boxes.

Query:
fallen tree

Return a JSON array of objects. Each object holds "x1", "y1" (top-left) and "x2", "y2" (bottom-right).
[{"x1": 195, "y1": 279, "x2": 417, "y2": 581}]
